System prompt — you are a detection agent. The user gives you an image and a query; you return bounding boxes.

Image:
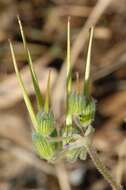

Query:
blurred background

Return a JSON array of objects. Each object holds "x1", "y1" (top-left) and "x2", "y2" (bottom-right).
[{"x1": 0, "y1": 0, "x2": 126, "y2": 189}]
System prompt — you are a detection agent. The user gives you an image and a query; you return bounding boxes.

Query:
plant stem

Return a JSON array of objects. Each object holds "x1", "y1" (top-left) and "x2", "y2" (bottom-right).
[
  {"x1": 86, "y1": 145, "x2": 123, "y2": 190},
  {"x1": 55, "y1": 161, "x2": 71, "y2": 190}
]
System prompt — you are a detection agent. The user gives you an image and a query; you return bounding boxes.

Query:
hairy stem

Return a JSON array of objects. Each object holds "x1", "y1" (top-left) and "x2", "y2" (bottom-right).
[{"x1": 86, "y1": 145, "x2": 123, "y2": 190}]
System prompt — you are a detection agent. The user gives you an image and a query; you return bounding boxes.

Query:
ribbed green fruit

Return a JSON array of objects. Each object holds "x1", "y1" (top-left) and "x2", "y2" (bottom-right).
[
  {"x1": 36, "y1": 111, "x2": 54, "y2": 136},
  {"x1": 68, "y1": 92, "x2": 95, "y2": 127},
  {"x1": 32, "y1": 132, "x2": 55, "y2": 161}
]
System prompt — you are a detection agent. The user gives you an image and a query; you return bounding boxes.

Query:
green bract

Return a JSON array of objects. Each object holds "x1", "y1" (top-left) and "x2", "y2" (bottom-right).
[
  {"x1": 36, "y1": 111, "x2": 55, "y2": 136},
  {"x1": 32, "y1": 133, "x2": 55, "y2": 160},
  {"x1": 68, "y1": 92, "x2": 86, "y2": 114},
  {"x1": 78, "y1": 97, "x2": 95, "y2": 126},
  {"x1": 63, "y1": 125, "x2": 95, "y2": 162},
  {"x1": 68, "y1": 92, "x2": 95, "y2": 127},
  {"x1": 65, "y1": 148, "x2": 79, "y2": 163}
]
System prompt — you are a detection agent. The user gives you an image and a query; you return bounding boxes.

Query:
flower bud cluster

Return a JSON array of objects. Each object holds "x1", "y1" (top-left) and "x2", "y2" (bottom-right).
[
  {"x1": 32, "y1": 110, "x2": 56, "y2": 161},
  {"x1": 32, "y1": 132, "x2": 55, "y2": 160},
  {"x1": 62, "y1": 21, "x2": 95, "y2": 162},
  {"x1": 68, "y1": 92, "x2": 95, "y2": 127},
  {"x1": 10, "y1": 17, "x2": 96, "y2": 163}
]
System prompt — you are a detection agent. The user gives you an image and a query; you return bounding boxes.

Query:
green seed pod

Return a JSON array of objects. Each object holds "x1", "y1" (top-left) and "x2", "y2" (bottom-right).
[
  {"x1": 36, "y1": 111, "x2": 55, "y2": 136},
  {"x1": 32, "y1": 132, "x2": 55, "y2": 161},
  {"x1": 78, "y1": 97, "x2": 95, "y2": 127},
  {"x1": 68, "y1": 92, "x2": 86, "y2": 114},
  {"x1": 68, "y1": 92, "x2": 95, "y2": 127}
]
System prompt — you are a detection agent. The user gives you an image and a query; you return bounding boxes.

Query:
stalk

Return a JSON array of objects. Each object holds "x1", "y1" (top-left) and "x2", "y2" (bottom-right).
[{"x1": 86, "y1": 145, "x2": 123, "y2": 190}]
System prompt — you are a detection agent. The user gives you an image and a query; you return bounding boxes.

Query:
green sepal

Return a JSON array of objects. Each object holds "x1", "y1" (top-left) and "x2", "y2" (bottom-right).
[
  {"x1": 79, "y1": 148, "x2": 88, "y2": 160},
  {"x1": 65, "y1": 148, "x2": 80, "y2": 163},
  {"x1": 62, "y1": 128, "x2": 80, "y2": 163},
  {"x1": 68, "y1": 92, "x2": 86, "y2": 115},
  {"x1": 32, "y1": 132, "x2": 55, "y2": 161},
  {"x1": 78, "y1": 97, "x2": 95, "y2": 127},
  {"x1": 67, "y1": 92, "x2": 95, "y2": 127},
  {"x1": 36, "y1": 110, "x2": 55, "y2": 136}
]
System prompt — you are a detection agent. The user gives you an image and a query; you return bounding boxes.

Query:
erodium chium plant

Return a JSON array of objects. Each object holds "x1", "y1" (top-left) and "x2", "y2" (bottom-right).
[{"x1": 9, "y1": 17, "x2": 124, "y2": 190}]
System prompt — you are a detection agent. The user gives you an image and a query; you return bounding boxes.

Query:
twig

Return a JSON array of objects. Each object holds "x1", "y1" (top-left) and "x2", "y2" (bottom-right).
[
  {"x1": 55, "y1": 161, "x2": 71, "y2": 190},
  {"x1": 115, "y1": 139, "x2": 126, "y2": 184}
]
